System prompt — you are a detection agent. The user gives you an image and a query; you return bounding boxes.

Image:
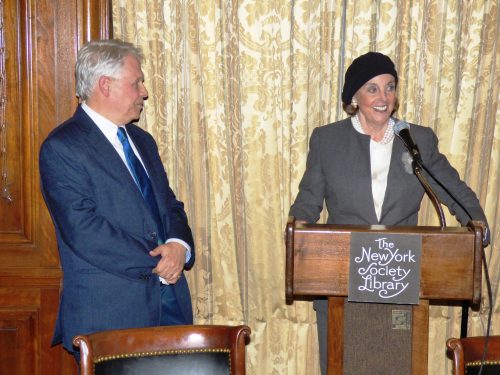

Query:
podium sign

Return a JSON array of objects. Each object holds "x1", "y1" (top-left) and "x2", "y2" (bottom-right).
[{"x1": 348, "y1": 232, "x2": 422, "y2": 304}]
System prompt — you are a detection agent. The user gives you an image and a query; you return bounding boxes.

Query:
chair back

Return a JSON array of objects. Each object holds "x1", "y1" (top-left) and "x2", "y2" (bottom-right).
[
  {"x1": 73, "y1": 324, "x2": 251, "y2": 375},
  {"x1": 446, "y1": 336, "x2": 500, "y2": 375}
]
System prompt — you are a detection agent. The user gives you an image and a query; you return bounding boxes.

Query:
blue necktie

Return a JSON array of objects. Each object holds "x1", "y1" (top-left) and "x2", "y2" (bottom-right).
[{"x1": 117, "y1": 127, "x2": 165, "y2": 243}]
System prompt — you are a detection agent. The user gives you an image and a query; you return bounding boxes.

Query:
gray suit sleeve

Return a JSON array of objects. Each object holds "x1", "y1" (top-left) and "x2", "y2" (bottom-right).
[
  {"x1": 289, "y1": 128, "x2": 326, "y2": 223},
  {"x1": 418, "y1": 127, "x2": 490, "y2": 244}
]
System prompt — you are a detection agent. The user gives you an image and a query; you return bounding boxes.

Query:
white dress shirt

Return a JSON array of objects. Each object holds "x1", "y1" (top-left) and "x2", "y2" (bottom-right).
[{"x1": 351, "y1": 115, "x2": 395, "y2": 222}]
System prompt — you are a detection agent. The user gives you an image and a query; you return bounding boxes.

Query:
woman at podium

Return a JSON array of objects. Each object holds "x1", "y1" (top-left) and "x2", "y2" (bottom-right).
[{"x1": 289, "y1": 51, "x2": 489, "y2": 374}]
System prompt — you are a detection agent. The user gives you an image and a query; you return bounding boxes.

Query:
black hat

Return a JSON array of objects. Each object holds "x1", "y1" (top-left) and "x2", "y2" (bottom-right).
[{"x1": 341, "y1": 52, "x2": 398, "y2": 105}]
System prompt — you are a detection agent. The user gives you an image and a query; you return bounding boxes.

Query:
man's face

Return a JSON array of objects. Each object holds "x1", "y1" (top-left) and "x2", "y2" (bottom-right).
[{"x1": 107, "y1": 54, "x2": 148, "y2": 125}]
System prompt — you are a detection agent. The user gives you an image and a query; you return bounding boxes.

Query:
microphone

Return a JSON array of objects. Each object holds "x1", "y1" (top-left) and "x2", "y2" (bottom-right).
[
  {"x1": 393, "y1": 119, "x2": 446, "y2": 227},
  {"x1": 394, "y1": 120, "x2": 422, "y2": 164}
]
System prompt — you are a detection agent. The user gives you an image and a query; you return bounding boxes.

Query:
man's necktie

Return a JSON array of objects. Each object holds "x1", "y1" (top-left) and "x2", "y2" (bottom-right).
[{"x1": 117, "y1": 127, "x2": 165, "y2": 242}]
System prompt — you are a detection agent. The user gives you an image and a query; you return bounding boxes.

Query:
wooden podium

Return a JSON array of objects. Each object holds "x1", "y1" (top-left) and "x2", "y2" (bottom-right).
[{"x1": 285, "y1": 217, "x2": 483, "y2": 374}]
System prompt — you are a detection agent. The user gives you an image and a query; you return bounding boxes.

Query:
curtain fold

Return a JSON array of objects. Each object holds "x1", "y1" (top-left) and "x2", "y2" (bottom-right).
[{"x1": 113, "y1": 1, "x2": 499, "y2": 373}]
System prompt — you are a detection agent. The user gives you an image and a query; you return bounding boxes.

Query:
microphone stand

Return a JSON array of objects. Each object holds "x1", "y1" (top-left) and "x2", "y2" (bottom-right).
[
  {"x1": 407, "y1": 140, "x2": 490, "y2": 346},
  {"x1": 398, "y1": 127, "x2": 480, "y2": 338},
  {"x1": 413, "y1": 158, "x2": 471, "y2": 338},
  {"x1": 412, "y1": 160, "x2": 447, "y2": 229}
]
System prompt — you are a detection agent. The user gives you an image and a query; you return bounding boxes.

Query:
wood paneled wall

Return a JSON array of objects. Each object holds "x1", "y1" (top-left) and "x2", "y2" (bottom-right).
[{"x1": 0, "y1": 0, "x2": 111, "y2": 373}]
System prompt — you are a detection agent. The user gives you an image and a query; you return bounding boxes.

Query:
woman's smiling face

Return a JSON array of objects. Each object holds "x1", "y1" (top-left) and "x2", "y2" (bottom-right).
[{"x1": 354, "y1": 73, "x2": 397, "y2": 129}]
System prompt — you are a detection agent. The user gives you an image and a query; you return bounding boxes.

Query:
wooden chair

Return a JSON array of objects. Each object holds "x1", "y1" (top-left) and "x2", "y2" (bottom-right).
[
  {"x1": 446, "y1": 336, "x2": 500, "y2": 375},
  {"x1": 73, "y1": 324, "x2": 251, "y2": 375}
]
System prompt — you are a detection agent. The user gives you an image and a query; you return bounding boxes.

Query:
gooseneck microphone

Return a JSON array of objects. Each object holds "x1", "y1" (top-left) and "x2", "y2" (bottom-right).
[
  {"x1": 393, "y1": 119, "x2": 492, "y2": 360},
  {"x1": 393, "y1": 119, "x2": 446, "y2": 228},
  {"x1": 394, "y1": 120, "x2": 422, "y2": 164}
]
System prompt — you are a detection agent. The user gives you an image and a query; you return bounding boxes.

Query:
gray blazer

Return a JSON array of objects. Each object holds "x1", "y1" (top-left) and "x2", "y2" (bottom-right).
[{"x1": 290, "y1": 118, "x2": 487, "y2": 227}]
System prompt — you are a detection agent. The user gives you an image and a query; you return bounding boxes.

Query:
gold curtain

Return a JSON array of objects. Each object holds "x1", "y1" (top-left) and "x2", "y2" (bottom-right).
[{"x1": 112, "y1": 1, "x2": 499, "y2": 373}]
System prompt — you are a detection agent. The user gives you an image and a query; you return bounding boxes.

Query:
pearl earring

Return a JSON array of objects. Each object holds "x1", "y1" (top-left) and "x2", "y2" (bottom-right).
[{"x1": 351, "y1": 99, "x2": 358, "y2": 108}]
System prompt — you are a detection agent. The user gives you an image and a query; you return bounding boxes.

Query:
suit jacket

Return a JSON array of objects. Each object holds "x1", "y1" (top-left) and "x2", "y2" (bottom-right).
[
  {"x1": 290, "y1": 118, "x2": 488, "y2": 227},
  {"x1": 39, "y1": 106, "x2": 195, "y2": 351}
]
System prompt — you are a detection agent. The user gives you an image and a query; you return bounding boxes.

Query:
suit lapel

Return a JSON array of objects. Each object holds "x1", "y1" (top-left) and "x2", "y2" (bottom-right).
[
  {"x1": 352, "y1": 130, "x2": 379, "y2": 223},
  {"x1": 74, "y1": 108, "x2": 150, "y2": 206},
  {"x1": 379, "y1": 136, "x2": 408, "y2": 223}
]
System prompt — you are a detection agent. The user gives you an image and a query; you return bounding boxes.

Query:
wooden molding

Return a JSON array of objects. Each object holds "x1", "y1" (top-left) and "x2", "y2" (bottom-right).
[{"x1": 0, "y1": 0, "x2": 112, "y2": 373}]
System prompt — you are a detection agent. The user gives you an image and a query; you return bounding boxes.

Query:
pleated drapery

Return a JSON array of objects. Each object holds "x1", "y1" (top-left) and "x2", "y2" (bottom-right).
[{"x1": 113, "y1": 1, "x2": 499, "y2": 373}]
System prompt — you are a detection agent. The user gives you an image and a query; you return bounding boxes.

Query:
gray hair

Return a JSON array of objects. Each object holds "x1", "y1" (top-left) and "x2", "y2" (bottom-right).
[{"x1": 75, "y1": 39, "x2": 144, "y2": 100}]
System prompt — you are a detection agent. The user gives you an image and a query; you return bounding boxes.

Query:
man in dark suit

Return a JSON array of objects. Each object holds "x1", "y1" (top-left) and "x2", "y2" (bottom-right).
[{"x1": 39, "y1": 39, "x2": 195, "y2": 359}]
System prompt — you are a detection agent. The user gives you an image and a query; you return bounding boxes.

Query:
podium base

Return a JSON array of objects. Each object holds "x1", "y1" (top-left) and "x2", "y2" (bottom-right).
[{"x1": 343, "y1": 300, "x2": 412, "y2": 374}]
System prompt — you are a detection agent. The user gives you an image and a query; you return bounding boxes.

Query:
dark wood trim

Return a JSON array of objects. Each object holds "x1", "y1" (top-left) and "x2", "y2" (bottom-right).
[{"x1": 0, "y1": 1, "x2": 113, "y2": 373}]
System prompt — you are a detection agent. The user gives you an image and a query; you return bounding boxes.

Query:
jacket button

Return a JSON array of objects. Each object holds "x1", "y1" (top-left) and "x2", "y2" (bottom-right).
[{"x1": 150, "y1": 231, "x2": 157, "y2": 239}]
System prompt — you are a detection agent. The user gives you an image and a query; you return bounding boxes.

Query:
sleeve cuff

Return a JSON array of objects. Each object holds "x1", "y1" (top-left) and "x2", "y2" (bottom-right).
[{"x1": 165, "y1": 238, "x2": 192, "y2": 263}]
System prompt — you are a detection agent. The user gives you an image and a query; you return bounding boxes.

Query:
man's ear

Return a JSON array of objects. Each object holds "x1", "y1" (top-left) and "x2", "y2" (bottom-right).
[{"x1": 98, "y1": 76, "x2": 112, "y2": 97}]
